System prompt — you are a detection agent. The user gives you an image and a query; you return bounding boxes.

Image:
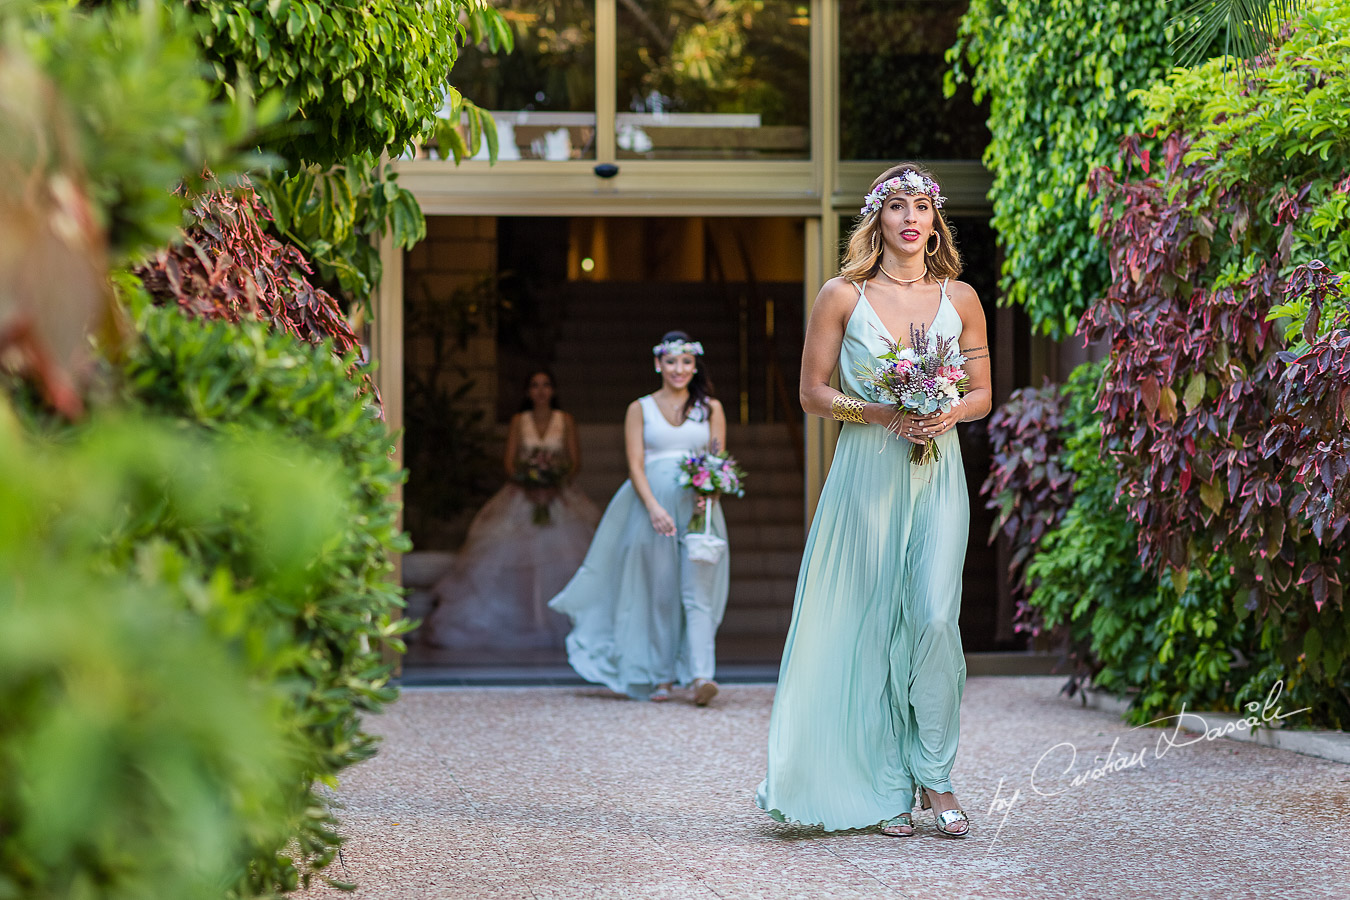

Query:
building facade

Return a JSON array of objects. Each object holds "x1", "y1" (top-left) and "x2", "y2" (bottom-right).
[{"x1": 376, "y1": 1, "x2": 1064, "y2": 662}]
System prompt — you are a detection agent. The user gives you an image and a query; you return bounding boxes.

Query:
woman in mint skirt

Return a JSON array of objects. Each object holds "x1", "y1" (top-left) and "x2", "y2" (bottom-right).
[
  {"x1": 549, "y1": 331, "x2": 729, "y2": 705},
  {"x1": 755, "y1": 163, "x2": 992, "y2": 837}
]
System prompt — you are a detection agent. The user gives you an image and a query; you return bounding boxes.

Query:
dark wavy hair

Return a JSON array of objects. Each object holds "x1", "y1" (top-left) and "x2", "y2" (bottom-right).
[
  {"x1": 655, "y1": 330, "x2": 715, "y2": 420},
  {"x1": 517, "y1": 369, "x2": 562, "y2": 412}
]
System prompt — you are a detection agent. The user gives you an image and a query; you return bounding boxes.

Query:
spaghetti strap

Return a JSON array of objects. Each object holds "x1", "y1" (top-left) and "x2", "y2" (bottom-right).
[
  {"x1": 852, "y1": 280, "x2": 866, "y2": 298},
  {"x1": 941, "y1": 277, "x2": 950, "y2": 300}
]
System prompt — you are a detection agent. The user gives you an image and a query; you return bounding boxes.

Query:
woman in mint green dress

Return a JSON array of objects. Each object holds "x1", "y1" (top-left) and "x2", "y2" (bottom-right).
[
  {"x1": 549, "y1": 331, "x2": 729, "y2": 705},
  {"x1": 755, "y1": 164, "x2": 992, "y2": 838}
]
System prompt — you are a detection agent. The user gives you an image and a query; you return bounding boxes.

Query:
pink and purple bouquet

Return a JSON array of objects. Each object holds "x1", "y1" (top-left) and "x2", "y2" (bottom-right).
[
  {"x1": 513, "y1": 448, "x2": 571, "y2": 525},
  {"x1": 677, "y1": 448, "x2": 747, "y2": 531},
  {"x1": 857, "y1": 325, "x2": 970, "y2": 465}
]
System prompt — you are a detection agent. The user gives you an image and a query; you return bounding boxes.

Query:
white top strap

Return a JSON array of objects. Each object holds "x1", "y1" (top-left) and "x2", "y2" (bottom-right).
[
  {"x1": 941, "y1": 277, "x2": 950, "y2": 300},
  {"x1": 852, "y1": 280, "x2": 866, "y2": 298}
]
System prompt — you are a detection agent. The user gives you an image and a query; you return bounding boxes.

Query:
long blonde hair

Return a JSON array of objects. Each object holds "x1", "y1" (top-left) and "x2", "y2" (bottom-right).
[{"x1": 839, "y1": 162, "x2": 963, "y2": 284}]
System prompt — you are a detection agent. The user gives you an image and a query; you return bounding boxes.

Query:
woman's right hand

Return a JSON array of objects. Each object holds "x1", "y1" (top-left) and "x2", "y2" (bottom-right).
[
  {"x1": 647, "y1": 503, "x2": 677, "y2": 537},
  {"x1": 865, "y1": 402, "x2": 930, "y2": 445}
]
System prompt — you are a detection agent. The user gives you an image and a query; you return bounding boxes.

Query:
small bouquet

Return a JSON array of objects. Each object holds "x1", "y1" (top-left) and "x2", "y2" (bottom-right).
[
  {"x1": 513, "y1": 448, "x2": 571, "y2": 525},
  {"x1": 857, "y1": 325, "x2": 970, "y2": 465},
  {"x1": 678, "y1": 448, "x2": 747, "y2": 530},
  {"x1": 677, "y1": 448, "x2": 746, "y2": 564}
]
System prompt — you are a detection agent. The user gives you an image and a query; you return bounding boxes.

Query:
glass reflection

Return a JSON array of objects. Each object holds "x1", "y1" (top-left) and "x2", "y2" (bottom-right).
[
  {"x1": 839, "y1": 0, "x2": 990, "y2": 160},
  {"x1": 615, "y1": 1, "x2": 811, "y2": 160},
  {"x1": 438, "y1": 1, "x2": 597, "y2": 161}
]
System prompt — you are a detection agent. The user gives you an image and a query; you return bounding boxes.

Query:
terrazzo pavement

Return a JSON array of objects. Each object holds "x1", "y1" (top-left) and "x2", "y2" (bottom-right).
[{"x1": 305, "y1": 676, "x2": 1350, "y2": 900}]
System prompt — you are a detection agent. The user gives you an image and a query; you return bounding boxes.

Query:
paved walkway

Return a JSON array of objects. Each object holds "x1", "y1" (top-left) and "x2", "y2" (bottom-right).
[{"x1": 307, "y1": 677, "x2": 1349, "y2": 900}]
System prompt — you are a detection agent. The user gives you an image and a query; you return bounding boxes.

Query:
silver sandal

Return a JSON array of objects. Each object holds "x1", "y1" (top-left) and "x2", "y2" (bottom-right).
[
  {"x1": 880, "y1": 813, "x2": 915, "y2": 837},
  {"x1": 918, "y1": 786, "x2": 970, "y2": 838},
  {"x1": 933, "y1": 808, "x2": 970, "y2": 837}
]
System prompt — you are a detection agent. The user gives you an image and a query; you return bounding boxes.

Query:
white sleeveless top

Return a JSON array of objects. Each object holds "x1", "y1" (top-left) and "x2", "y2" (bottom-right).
[
  {"x1": 639, "y1": 395, "x2": 712, "y2": 462},
  {"x1": 521, "y1": 409, "x2": 566, "y2": 454}
]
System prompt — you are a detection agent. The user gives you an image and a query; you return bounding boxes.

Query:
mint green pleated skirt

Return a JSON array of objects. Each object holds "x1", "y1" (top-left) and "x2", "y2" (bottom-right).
[{"x1": 755, "y1": 422, "x2": 969, "y2": 830}]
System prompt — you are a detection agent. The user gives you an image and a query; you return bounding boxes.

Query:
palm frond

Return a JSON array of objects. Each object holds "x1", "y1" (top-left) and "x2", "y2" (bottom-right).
[{"x1": 1169, "y1": 0, "x2": 1306, "y2": 70}]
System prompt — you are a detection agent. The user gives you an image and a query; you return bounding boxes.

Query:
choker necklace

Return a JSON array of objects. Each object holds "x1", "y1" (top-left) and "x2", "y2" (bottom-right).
[{"x1": 879, "y1": 264, "x2": 927, "y2": 285}]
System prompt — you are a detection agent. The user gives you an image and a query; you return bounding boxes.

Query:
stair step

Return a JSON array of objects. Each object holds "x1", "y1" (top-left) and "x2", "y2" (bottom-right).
[
  {"x1": 724, "y1": 576, "x2": 799, "y2": 605},
  {"x1": 726, "y1": 524, "x2": 804, "y2": 551},
  {"x1": 729, "y1": 550, "x2": 803, "y2": 578},
  {"x1": 720, "y1": 607, "x2": 793, "y2": 635},
  {"x1": 720, "y1": 497, "x2": 803, "y2": 521}
]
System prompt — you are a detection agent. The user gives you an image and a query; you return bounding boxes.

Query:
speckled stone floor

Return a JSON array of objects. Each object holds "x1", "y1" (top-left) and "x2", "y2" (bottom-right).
[{"x1": 306, "y1": 677, "x2": 1350, "y2": 900}]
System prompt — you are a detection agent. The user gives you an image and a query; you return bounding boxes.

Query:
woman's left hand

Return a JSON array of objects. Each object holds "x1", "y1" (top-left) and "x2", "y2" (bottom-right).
[{"x1": 902, "y1": 398, "x2": 966, "y2": 442}]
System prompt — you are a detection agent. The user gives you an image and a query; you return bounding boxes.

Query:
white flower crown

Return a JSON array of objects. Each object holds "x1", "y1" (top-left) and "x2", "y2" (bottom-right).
[
  {"x1": 860, "y1": 170, "x2": 947, "y2": 216},
  {"x1": 652, "y1": 339, "x2": 704, "y2": 357}
]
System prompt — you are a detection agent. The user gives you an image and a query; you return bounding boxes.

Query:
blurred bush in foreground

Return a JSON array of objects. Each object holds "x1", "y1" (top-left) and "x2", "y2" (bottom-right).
[{"x1": 0, "y1": 408, "x2": 347, "y2": 897}]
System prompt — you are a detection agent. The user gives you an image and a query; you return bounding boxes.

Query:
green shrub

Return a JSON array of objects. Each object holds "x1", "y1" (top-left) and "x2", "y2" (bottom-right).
[
  {"x1": 183, "y1": 0, "x2": 476, "y2": 167},
  {"x1": 1025, "y1": 363, "x2": 1275, "y2": 724},
  {"x1": 255, "y1": 153, "x2": 427, "y2": 306},
  {"x1": 1081, "y1": 0, "x2": 1350, "y2": 726},
  {"x1": 7, "y1": 0, "x2": 273, "y2": 264},
  {"x1": 111, "y1": 290, "x2": 411, "y2": 893},
  {"x1": 980, "y1": 379, "x2": 1074, "y2": 633},
  {"x1": 0, "y1": 407, "x2": 346, "y2": 899},
  {"x1": 4, "y1": 0, "x2": 422, "y2": 894},
  {"x1": 948, "y1": 0, "x2": 1182, "y2": 338},
  {"x1": 1131, "y1": 0, "x2": 1350, "y2": 340}
]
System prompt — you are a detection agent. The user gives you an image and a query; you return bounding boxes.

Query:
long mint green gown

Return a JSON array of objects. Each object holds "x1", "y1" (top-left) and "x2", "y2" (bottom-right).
[{"x1": 755, "y1": 278, "x2": 970, "y2": 830}]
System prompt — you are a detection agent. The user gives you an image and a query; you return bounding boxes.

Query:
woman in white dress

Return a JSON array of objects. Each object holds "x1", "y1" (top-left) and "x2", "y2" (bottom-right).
[
  {"x1": 549, "y1": 332, "x2": 731, "y2": 704},
  {"x1": 423, "y1": 371, "x2": 601, "y2": 651}
]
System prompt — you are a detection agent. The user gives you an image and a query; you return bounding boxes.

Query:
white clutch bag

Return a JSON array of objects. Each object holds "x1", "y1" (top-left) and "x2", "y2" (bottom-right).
[{"x1": 683, "y1": 498, "x2": 727, "y2": 565}]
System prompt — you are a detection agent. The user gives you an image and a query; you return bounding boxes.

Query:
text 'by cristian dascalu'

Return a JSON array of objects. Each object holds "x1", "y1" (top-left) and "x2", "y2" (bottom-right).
[{"x1": 981, "y1": 680, "x2": 1308, "y2": 848}]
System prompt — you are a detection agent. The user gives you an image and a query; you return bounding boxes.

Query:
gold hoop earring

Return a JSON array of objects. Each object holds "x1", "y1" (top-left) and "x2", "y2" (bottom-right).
[{"x1": 926, "y1": 232, "x2": 941, "y2": 257}]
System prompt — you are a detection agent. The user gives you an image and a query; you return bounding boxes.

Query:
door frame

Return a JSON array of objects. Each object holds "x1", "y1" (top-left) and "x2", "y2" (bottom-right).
[{"x1": 372, "y1": 0, "x2": 1000, "y2": 530}]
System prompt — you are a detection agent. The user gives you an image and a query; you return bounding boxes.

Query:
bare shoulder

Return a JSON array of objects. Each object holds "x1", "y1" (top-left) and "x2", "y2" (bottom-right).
[
  {"x1": 706, "y1": 397, "x2": 726, "y2": 415},
  {"x1": 816, "y1": 275, "x2": 862, "y2": 314},
  {"x1": 946, "y1": 279, "x2": 985, "y2": 319}
]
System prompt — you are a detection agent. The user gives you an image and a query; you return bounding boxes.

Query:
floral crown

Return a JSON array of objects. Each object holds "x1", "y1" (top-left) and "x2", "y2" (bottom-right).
[
  {"x1": 652, "y1": 339, "x2": 704, "y2": 358},
  {"x1": 860, "y1": 169, "x2": 947, "y2": 216}
]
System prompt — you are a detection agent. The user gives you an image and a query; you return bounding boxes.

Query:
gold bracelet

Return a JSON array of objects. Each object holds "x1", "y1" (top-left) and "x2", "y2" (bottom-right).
[{"x1": 830, "y1": 394, "x2": 867, "y2": 424}]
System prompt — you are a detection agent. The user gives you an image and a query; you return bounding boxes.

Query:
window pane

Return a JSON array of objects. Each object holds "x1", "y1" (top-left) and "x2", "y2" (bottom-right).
[
  {"x1": 615, "y1": 1, "x2": 811, "y2": 160},
  {"x1": 839, "y1": 0, "x2": 989, "y2": 160},
  {"x1": 447, "y1": 1, "x2": 597, "y2": 161}
]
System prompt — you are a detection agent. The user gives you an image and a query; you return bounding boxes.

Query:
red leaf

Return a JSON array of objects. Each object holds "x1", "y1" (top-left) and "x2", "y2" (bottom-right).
[{"x1": 1141, "y1": 375, "x2": 1160, "y2": 414}]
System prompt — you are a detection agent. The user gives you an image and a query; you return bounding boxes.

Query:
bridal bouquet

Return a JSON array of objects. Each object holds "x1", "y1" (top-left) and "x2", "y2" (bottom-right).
[
  {"x1": 513, "y1": 448, "x2": 571, "y2": 525},
  {"x1": 677, "y1": 448, "x2": 746, "y2": 532},
  {"x1": 857, "y1": 325, "x2": 969, "y2": 465}
]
